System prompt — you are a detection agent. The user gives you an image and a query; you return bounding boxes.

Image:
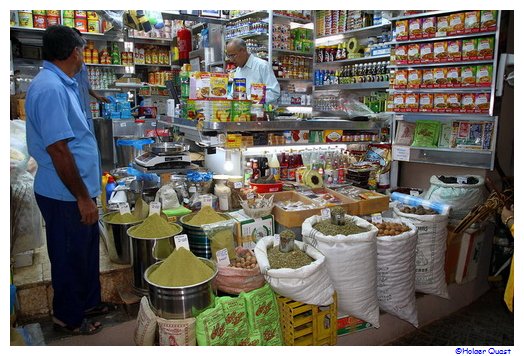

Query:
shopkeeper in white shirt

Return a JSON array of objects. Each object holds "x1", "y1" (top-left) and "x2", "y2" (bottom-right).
[{"x1": 226, "y1": 38, "x2": 280, "y2": 105}]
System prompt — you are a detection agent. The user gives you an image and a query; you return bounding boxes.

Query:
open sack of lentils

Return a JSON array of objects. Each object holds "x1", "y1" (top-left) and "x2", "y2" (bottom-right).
[{"x1": 254, "y1": 231, "x2": 335, "y2": 306}]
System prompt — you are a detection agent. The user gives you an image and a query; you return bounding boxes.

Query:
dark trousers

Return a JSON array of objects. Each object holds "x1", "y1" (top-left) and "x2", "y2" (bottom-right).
[{"x1": 35, "y1": 193, "x2": 101, "y2": 327}]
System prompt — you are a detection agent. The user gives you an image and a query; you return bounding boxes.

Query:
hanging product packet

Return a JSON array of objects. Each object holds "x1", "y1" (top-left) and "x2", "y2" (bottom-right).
[
  {"x1": 412, "y1": 120, "x2": 441, "y2": 147},
  {"x1": 202, "y1": 219, "x2": 237, "y2": 261}
]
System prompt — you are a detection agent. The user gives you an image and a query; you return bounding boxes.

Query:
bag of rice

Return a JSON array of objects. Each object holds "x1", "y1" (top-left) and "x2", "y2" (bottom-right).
[{"x1": 134, "y1": 296, "x2": 157, "y2": 346}]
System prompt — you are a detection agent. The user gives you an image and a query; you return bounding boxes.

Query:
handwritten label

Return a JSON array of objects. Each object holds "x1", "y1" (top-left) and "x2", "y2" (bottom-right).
[
  {"x1": 233, "y1": 181, "x2": 243, "y2": 189},
  {"x1": 149, "y1": 202, "x2": 161, "y2": 216},
  {"x1": 246, "y1": 192, "x2": 255, "y2": 200},
  {"x1": 457, "y1": 176, "x2": 468, "y2": 184},
  {"x1": 174, "y1": 234, "x2": 190, "y2": 250},
  {"x1": 321, "y1": 208, "x2": 331, "y2": 220},
  {"x1": 273, "y1": 234, "x2": 280, "y2": 246},
  {"x1": 392, "y1": 145, "x2": 411, "y2": 161},
  {"x1": 189, "y1": 186, "x2": 197, "y2": 193},
  {"x1": 410, "y1": 190, "x2": 420, "y2": 197},
  {"x1": 201, "y1": 195, "x2": 213, "y2": 207},
  {"x1": 216, "y1": 248, "x2": 231, "y2": 267},
  {"x1": 120, "y1": 122, "x2": 127, "y2": 127},
  {"x1": 151, "y1": 122, "x2": 157, "y2": 127},
  {"x1": 118, "y1": 202, "x2": 131, "y2": 215},
  {"x1": 371, "y1": 213, "x2": 383, "y2": 224}
]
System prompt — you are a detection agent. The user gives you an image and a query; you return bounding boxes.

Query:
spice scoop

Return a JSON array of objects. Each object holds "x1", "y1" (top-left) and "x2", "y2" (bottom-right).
[{"x1": 279, "y1": 229, "x2": 296, "y2": 253}]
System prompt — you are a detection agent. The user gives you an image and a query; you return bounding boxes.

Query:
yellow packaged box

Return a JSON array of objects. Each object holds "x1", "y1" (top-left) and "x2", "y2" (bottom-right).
[
  {"x1": 323, "y1": 130, "x2": 343, "y2": 142},
  {"x1": 211, "y1": 99, "x2": 232, "y2": 122},
  {"x1": 209, "y1": 73, "x2": 229, "y2": 99}
]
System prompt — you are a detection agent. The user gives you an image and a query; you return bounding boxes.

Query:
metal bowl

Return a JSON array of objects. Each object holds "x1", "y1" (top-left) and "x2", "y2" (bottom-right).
[
  {"x1": 143, "y1": 142, "x2": 189, "y2": 156},
  {"x1": 144, "y1": 258, "x2": 218, "y2": 318}
]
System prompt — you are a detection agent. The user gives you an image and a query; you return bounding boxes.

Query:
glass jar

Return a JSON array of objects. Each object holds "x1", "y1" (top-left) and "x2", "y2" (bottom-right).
[
  {"x1": 227, "y1": 176, "x2": 244, "y2": 210},
  {"x1": 214, "y1": 179, "x2": 232, "y2": 212}
]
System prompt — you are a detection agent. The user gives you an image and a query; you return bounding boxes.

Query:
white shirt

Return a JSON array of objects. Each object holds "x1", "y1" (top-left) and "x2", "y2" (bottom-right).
[{"x1": 233, "y1": 54, "x2": 280, "y2": 104}]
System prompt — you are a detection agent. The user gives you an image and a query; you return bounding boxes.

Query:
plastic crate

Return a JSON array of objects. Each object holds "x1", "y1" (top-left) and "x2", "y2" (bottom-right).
[{"x1": 277, "y1": 294, "x2": 337, "y2": 346}]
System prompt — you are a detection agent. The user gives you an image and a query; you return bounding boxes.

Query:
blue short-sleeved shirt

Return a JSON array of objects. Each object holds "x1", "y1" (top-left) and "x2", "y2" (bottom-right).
[
  {"x1": 25, "y1": 61, "x2": 101, "y2": 201},
  {"x1": 74, "y1": 63, "x2": 94, "y2": 131}
]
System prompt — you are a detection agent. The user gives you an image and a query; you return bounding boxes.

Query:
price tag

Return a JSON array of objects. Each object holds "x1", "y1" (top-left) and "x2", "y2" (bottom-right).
[
  {"x1": 120, "y1": 122, "x2": 127, "y2": 127},
  {"x1": 174, "y1": 234, "x2": 190, "y2": 250},
  {"x1": 118, "y1": 202, "x2": 131, "y2": 215},
  {"x1": 246, "y1": 192, "x2": 255, "y2": 200},
  {"x1": 216, "y1": 248, "x2": 231, "y2": 267},
  {"x1": 409, "y1": 190, "x2": 420, "y2": 197},
  {"x1": 371, "y1": 213, "x2": 383, "y2": 224},
  {"x1": 189, "y1": 186, "x2": 197, "y2": 193},
  {"x1": 151, "y1": 122, "x2": 157, "y2": 127},
  {"x1": 321, "y1": 208, "x2": 331, "y2": 220},
  {"x1": 457, "y1": 176, "x2": 468, "y2": 184},
  {"x1": 201, "y1": 195, "x2": 213, "y2": 207},
  {"x1": 234, "y1": 181, "x2": 243, "y2": 189},
  {"x1": 392, "y1": 145, "x2": 410, "y2": 161},
  {"x1": 273, "y1": 234, "x2": 280, "y2": 246},
  {"x1": 149, "y1": 202, "x2": 161, "y2": 216}
]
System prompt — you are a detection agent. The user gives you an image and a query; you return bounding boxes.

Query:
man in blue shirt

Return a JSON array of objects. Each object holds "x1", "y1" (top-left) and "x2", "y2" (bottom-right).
[
  {"x1": 226, "y1": 38, "x2": 280, "y2": 105},
  {"x1": 25, "y1": 25, "x2": 103, "y2": 335}
]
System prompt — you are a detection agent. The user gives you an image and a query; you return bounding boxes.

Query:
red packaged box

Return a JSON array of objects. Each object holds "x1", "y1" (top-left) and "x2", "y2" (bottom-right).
[
  {"x1": 433, "y1": 41, "x2": 448, "y2": 63},
  {"x1": 405, "y1": 93, "x2": 420, "y2": 112},
  {"x1": 407, "y1": 69, "x2": 422, "y2": 89},
  {"x1": 447, "y1": 40, "x2": 462, "y2": 62},
  {"x1": 420, "y1": 43, "x2": 434, "y2": 63},
  {"x1": 394, "y1": 45, "x2": 408, "y2": 65},
  {"x1": 474, "y1": 93, "x2": 490, "y2": 113},
  {"x1": 409, "y1": 18, "x2": 423, "y2": 40},
  {"x1": 446, "y1": 93, "x2": 462, "y2": 113},
  {"x1": 446, "y1": 67, "x2": 461, "y2": 88},
  {"x1": 433, "y1": 93, "x2": 448, "y2": 113},
  {"x1": 395, "y1": 20, "x2": 409, "y2": 41},
  {"x1": 464, "y1": 11, "x2": 480, "y2": 34},
  {"x1": 422, "y1": 17, "x2": 437, "y2": 38},
  {"x1": 461, "y1": 93, "x2": 476, "y2": 113},
  {"x1": 433, "y1": 67, "x2": 448, "y2": 88},
  {"x1": 421, "y1": 69, "x2": 435, "y2": 88},
  {"x1": 394, "y1": 93, "x2": 406, "y2": 112},
  {"x1": 419, "y1": 93, "x2": 434, "y2": 112},
  {"x1": 407, "y1": 43, "x2": 420, "y2": 64},
  {"x1": 394, "y1": 70, "x2": 408, "y2": 89},
  {"x1": 448, "y1": 12, "x2": 465, "y2": 36}
]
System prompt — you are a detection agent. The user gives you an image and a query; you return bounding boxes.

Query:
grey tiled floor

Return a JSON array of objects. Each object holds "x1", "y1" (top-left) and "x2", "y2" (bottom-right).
[{"x1": 387, "y1": 283, "x2": 514, "y2": 346}]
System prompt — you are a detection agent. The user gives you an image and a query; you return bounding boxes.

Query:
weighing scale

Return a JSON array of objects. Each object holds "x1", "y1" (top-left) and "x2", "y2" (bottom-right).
[{"x1": 134, "y1": 151, "x2": 192, "y2": 170}]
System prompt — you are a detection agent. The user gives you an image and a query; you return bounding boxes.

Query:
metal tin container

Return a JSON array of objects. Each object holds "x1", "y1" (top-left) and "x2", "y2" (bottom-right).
[
  {"x1": 100, "y1": 213, "x2": 144, "y2": 264},
  {"x1": 178, "y1": 213, "x2": 230, "y2": 259},
  {"x1": 144, "y1": 258, "x2": 217, "y2": 319}
]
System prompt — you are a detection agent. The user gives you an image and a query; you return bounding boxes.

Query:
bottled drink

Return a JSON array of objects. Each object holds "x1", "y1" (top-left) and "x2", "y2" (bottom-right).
[
  {"x1": 279, "y1": 153, "x2": 289, "y2": 180},
  {"x1": 251, "y1": 159, "x2": 260, "y2": 181},
  {"x1": 244, "y1": 160, "x2": 253, "y2": 185},
  {"x1": 259, "y1": 156, "x2": 269, "y2": 177},
  {"x1": 268, "y1": 153, "x2": 280, "y2": 181}
]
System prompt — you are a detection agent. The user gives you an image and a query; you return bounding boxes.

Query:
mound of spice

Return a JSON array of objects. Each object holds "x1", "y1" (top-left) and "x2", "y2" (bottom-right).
[
  {"x1": 313, "y1": 219, "x2": 369, "y2": 236},
  {"x1": 267, "y1": 246, "x2": 314, "y2": 269},
  {"x1": 129, "y1": 213, "x2": 182, "y2": 238},
  {"x1": 148, "y1": 247, "x2": 215, "y2": 287},
  {"x1": 105, "y1": 212, "x2": 144, "y2": 224},
  {"x1": 186, "y1": 205, "x2": 228, "y2": 226},
  {"x1": 132, "y1": 197, "x2": 149, "y2": 219}
]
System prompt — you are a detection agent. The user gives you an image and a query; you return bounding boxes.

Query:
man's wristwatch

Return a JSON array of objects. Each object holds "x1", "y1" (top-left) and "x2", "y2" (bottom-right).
[{"x1": 504, "y1": 215, "x2": 514, "y2": 227}]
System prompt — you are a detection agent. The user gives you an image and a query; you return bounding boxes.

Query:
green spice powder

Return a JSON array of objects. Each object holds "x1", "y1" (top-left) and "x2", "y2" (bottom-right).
[
  {"x1": 267, "y1": 246, "x2": 314, "y2": 269},
  {"x1": 148, "y1": 247, "x2": 215, "y2": 287},
  {"x1": 313, "y1": 219, "x2": 369, "y2": 236},
  {"x1": 130, "y1": 213, "x2": 181, "y2": 238},
  {"x1": 186, "y1": 206, "x2": 227, "y2": 226},
  {"x1": 105, "y1": 212, "x2": 143, "y2": 224}
]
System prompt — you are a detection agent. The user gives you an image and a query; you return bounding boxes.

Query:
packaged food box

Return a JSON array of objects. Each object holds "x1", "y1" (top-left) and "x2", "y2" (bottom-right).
[
  {"x1": 394, "y1": 70, "x2": 408, "y2": 89},
  {"x1": 225, "y1": 133, "x2": 242, "y2": 148},
  {"x1": 407, "y1": 69, "x2": 422, "y2": 88},
  {"x1": 185, "y1": 100, "x2": 209, "y2": 121},
  {"x1": 446, "y1": 93, "x2": 462, "y2": 113},
  {"x1": 324, "y1": 130, "x2": 343, "y2": 142},
  {"x1": 448, "y1": 12, "x2": 465, "y2": 36},
  {"x1": 407, "y1": 43, "x2": 420, "y2": 64},
  {"x1": 233, "y1": 78, "x2": 247, "y2": 100},
  {"x1": 433, "y1": 41, "x2": 448, "y2": 62},
  {"x1": 395, "y1": 20, "x2": 409, "y2": 41},
  {"x1": 290, "y1": 130, "x2": 309, "y2": 144},
  {"x1": 189, "y1": 72, "x2": 211, "y2": 100},
  {"x1": 477, "y1": 37, "x2": 495, "y2": 60},
  {"x1": 464, "y1": 11, "x2": 480, "y2": 33},
  {"x1": 446, "y1": 67, "x2": 461, "y2": 88},
  {"x1": 462, "y1": 38, "x2": 478, "y2": 60},
  {"x1": 433, "y1": 93, "x2": 448, "y2": 112},
  {"x1": 433, "y1": 67, "x2": 448, "y2": 88},
  {"x1": 461, "y1": 66, "x2": 477, "y2": 86},
  {"x1": 209, "y1": 73, "x2": 229, "y2": 99},
  {"x1": 421, "y1": 69, "x2": 435, "y2": 88},
  {"x1": 228, "y1": 210, "x2": 274, "y2": 250},
  {"x1": 436, "y1": 15, "x2": 449, "y2": 37},
  {"x1": 405, "y1": 93, "x2": 420, "y2": 112},
  {"x1": 476, "y1": 65, "x2": 493, "y2": 87},
  {"x1": 231, "y1": 100, "x2": 252, "y2": 122},
  {"x1": 420, "y1": 43, "x2": 434, "y2": 63},
  {"x1": 241, "y1": 134, "x2": 254, "y2": 148},
  {"x1": 211, "y1": 99, "x2": 232, "y2": 122},
  {"x1": 393, "y1": 93, "x2": 406, "y2": 112},
  {"x1": 419, "y1": 93, "x2": 434, "y2": 112},
  {"x1": 475, "y1": 93, "x2": 490, "y2": 113},
  {"x1": 250, "y1": 83, "x2": 266, "y2": 104},
  {"x1": 422, "y1": 16, "x2": 436, "y2": 38},
  {"x1": 461, "y1": 93, "x2": 476, "y2": 113},
  {"x1": 394, "y1": 45, "x2": 408, "y2": 64},
  {"x1": 447, "y1": 40, "x2": 462, "y2": 62},
  {"x1": 409, "y1": 18, "x2": 423, "y2": 40},
  {"x1": 480, "y1": 11, "x2": 498, "y2": 32}
]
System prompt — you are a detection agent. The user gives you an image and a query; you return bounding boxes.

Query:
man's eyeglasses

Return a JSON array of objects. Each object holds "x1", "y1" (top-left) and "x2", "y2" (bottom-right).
[{"x1": 226, "y1": 52, "x2": 238, "y2": 59}]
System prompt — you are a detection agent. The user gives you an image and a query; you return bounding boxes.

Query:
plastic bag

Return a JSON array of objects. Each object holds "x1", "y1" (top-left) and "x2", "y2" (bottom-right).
[
  {"x1": 340, "y1": 94, "x2": 375, "y2": 117},
  {"x1": 412, "y1": 120, "x2": 441, "y2": 147},
  {"x1": 203, "y1": 220, "x2": 236, "y2": 261},
  {"x1": 215, "y1": 246, "x2": 265, "y2": 295},
  {"x1": 155, "y1": 184, "x2": 180, "y2": 210},
  {"x1": 10, "y1": 120, "x2": 30, "y2": 181},
  {"x1": 254, "y1": 237, "x2": 335, "y2": 307}
]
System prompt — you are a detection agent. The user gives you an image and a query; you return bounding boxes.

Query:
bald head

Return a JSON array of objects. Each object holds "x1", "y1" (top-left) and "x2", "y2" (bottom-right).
[{"x1": 226, "y1": 38, "x2": 250, "y2": 67}]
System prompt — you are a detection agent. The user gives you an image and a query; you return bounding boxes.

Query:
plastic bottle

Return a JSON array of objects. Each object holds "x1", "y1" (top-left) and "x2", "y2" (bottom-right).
[
  {"x1": 268, "y1": 153, "x2": 281, "y2": 181},
  {"x1": 243, "y1": 160, "x2": 253, "y2": 185},
  {"x1": 214, "y1": 179, "x2": 231, "y2": 212}
]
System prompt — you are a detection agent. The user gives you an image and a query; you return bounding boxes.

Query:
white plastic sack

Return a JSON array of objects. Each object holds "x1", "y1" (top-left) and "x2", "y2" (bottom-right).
[
  {"x1": 376, "y1": 218, "x2": 419, "y2": 327},
  {"x1": 302, "y1": 215, "x2": 380, "y2": 327},
  {"x1": 425, "y1": 175, "x2": 485, "y2": 221},
  {"x1": 155, "y1": 184, "x2": 180, "y2": 209},
  {"x1": 393, "y1": 205, "x2": 449, "y2": 299},
  {"x1": 254, "y1": 236, "x2": 335, "y2": 306}
]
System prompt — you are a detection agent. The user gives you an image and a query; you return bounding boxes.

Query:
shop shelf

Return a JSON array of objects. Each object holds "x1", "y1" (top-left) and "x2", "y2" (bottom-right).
[
  {"x1": 387, "y1": 87, "x2": 492, "y2": 93},
  {"x1": 277, "y1": 78, "x2": 313, "y2": 83},
  {"x1": 388, "y1": 11, "x2": 463, "y2": 22},
  {"x1": 315, "y1": 82, "x2": 390, "y2": 91},
  {"x1": 388, "y1": 59, "x2": 494, "y2": 69},
  {"x1": 226, "y1": 11, "x2": 269, "y2": 22},
  {"x1": 127, "y1": 36, "x2": 172, "y2": 45},
  {"x1": 134, "y1": 63, "x2": 172, "y2": 68},
  {"x1": 272, "y1": 49, "x2": 314, "y2": 57},
  {"x1": 315, "y1": 23, "x2": 391, "y2": 42},
  {"x1": 226, "y1": 32, "x2": 269, "y2": 41},
  {"x1": 277, "y1": 294, "x2": 337, "y2": 346},
  {"x1": 391, "y1": 112, "x2": 495, "y2": 121},
  {"x1": 272, "y1": 13, "x2": 312, "y2": 24},
  {"x1": 388, "y1": 31, "x2": 497, "y2": 45},
  {"x1": 314, "y1": 54, "x2": 390, "y2": 67},
  {"x1": 85, "y1": 63, "x2": 128, "y2": 68}
]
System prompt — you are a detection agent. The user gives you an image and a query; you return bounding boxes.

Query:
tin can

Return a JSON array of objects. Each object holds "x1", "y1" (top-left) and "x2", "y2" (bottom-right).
[
  {"x1": 17, "y1": 11, "x2": 33, "y2": 27},
  {"x1": 33, "y1": 14, "x2": 46, "y2": 29}
]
